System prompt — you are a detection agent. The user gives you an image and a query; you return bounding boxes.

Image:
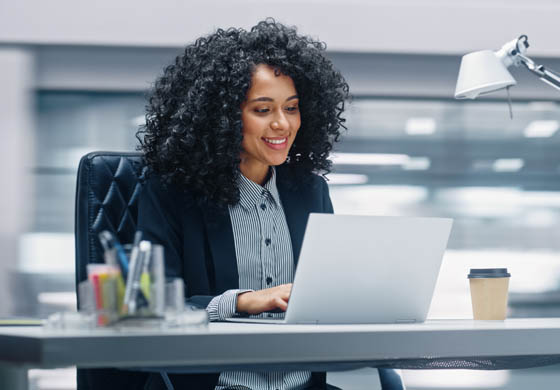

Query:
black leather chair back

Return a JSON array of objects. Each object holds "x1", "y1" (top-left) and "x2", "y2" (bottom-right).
[
  {"x1": 74, "y1": 151, "x2": 149, "y2": 390},
  {"x1": 74, "y1": 151, "x2": 145, "y2": 294}
]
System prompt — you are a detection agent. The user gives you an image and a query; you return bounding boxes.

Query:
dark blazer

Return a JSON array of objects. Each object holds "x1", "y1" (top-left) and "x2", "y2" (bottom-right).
[{"x1": 136, "y1": 165, "x2": 334, "y2": 389}]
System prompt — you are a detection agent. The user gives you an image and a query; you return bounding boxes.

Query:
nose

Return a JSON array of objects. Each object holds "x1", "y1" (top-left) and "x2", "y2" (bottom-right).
[{"x1": 270, "y1": 111, "x2": 289, "y2": 131}]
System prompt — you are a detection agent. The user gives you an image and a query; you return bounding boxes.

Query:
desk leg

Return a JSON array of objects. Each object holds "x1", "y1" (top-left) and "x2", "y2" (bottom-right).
[{"x1": 0, "y1": 364, "x2": 28, "y2": 390}]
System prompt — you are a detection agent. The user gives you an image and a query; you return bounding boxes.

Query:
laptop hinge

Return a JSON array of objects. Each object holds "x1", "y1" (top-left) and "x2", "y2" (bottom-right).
[{"x1": 396, "y1": 319, "x2": 416, "y2": 323}]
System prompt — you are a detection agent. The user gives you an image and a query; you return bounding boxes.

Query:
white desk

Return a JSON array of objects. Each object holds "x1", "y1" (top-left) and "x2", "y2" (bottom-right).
[{"x1": 2, "y1": 318, "x2": 560, "y2": 389}]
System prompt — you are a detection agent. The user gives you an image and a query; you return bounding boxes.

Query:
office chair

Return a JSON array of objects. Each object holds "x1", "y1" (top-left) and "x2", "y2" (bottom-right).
[
  {"x1": 75, "y1": 151, "x2": 148, "y2": 390},
  {"x1": 74, "y1": 151, "x2": 405, "y2": 390}
]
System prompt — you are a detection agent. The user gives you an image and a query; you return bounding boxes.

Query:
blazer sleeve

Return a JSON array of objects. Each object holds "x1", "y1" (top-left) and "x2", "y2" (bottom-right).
[
  {"x1": 136, "y1": 177, "x2": 217, "y2": 310},
  {"x1": 137, "y1": 176, "x2": 184, "y2": 280}
]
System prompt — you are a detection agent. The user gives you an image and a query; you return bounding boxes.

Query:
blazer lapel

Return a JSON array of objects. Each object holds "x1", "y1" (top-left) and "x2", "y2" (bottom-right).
[
  {"x1": 201, "y1": 207, "x2": 239, "y2": 292},
  {"x1": 276, "y1": 169, "x2": 308, "y2": 266}
]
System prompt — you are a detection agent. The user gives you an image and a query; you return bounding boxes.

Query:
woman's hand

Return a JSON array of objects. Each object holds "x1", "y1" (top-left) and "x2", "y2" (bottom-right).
[{"x1": 236, "y1": 284, "x2": 292, "y2": 315}]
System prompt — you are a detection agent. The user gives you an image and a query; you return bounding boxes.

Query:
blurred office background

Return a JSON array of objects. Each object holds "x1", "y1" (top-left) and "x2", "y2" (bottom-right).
[{"x1": 2, "y1": 1, "x2": 560, "y2": 389}]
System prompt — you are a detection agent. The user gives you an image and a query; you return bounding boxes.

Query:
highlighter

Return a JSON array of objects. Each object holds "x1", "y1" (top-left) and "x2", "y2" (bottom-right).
[
  {"x1": 139, "y1": 255, "x2": 151, "y2": 302},
  {"x1": 126, "y1": 240, "x2": 151, "y2": 314}
]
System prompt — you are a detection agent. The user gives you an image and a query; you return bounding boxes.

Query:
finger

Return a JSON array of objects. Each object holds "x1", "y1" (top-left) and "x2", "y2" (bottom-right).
[
  {"x1": 274, "y1": 297, "x2": 288, "y2": 311},
  {"x1": 279, "y1": 284, "x2": 292, "y2": 294}
]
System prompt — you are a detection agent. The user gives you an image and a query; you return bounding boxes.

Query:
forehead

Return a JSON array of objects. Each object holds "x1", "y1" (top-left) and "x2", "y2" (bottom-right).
[{"x1": 246, "y1": 64, "x2": 297, "y2": 98}]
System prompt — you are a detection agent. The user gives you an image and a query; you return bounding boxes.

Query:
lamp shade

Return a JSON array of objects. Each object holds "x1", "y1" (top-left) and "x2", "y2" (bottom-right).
[{"x1": 454, "y1": 50, "x2": 516, "y2": 99}]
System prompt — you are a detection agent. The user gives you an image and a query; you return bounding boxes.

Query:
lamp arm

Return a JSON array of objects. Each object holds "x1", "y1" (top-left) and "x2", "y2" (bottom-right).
[{"x1": 516, "y1": 53, "x2": 560, "y2": 91}]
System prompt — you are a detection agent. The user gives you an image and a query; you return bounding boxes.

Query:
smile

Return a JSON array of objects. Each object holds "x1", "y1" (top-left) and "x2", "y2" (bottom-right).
[{"x1": 263, "y1": 137, "x2": 287, "y2": 145}]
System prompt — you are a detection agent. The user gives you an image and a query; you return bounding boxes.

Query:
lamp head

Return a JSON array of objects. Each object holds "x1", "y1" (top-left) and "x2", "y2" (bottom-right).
[{"x1": 454, "y1": 36, "x2": 529, "y2": 99}]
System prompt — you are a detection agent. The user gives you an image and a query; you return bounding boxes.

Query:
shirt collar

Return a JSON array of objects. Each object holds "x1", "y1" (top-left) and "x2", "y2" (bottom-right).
[{"x1": 237, "y1": 167, "x2": 281, "y2": 210}]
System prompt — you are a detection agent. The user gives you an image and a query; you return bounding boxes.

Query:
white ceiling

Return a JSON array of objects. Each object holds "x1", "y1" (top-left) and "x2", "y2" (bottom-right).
[{"x1": 1, "y1": 1, "x2": 559, "y2": 56}]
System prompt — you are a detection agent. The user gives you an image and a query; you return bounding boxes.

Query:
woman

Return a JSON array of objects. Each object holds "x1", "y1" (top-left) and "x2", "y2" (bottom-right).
[{"x1": 135, "y1": 18, "x2": 402, "y2": 390}]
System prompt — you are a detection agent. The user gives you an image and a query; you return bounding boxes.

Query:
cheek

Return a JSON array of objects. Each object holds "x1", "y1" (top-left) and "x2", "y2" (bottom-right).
[
  {"x1": 291, "y1": 115, "x2": 301, "y2": 135},
  {"x1": 241, "y1": 114, "x2": 264, "y2": 138}
]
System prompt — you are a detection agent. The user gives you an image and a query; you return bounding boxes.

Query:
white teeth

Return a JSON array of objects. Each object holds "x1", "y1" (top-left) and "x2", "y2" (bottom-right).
[{"x1": 264, "y1": 138, "x2": 286, "y2": 145}]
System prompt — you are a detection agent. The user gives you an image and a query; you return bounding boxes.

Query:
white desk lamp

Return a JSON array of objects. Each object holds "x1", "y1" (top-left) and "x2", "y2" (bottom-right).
[{"x1": 455, "y1": 35, "x2": 560, "y2": 100}]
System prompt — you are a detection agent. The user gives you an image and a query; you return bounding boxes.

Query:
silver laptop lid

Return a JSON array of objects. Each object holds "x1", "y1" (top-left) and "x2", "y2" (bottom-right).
[{"x1": 285, "y1": 214, "x2": 453, "y2": 324}]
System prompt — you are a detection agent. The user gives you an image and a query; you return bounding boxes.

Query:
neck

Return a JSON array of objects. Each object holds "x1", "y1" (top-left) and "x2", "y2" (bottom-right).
[{"x1": 239, "y1": 162, "x2": 270, "y2": 186}]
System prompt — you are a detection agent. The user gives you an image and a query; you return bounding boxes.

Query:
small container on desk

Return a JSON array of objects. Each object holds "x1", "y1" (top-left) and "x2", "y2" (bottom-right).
[{"x1": 46, "y1": 240, "x2": 208, "y2": 331}]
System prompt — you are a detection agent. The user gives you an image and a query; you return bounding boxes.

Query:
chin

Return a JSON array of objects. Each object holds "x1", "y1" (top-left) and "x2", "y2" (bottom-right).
[{"x1": 267, "y1": 155, "x2": 289, "y2": 167}]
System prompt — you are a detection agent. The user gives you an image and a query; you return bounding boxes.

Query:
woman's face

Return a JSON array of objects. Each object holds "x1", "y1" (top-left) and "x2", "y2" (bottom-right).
[{"x1": 240, "y1": 64, "x2": 301, "y2": 183}]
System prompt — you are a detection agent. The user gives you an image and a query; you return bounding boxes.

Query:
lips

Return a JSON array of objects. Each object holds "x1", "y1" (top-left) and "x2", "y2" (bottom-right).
[{"x1": 262, "y1": 137, "x2": 288, "y2": 150}]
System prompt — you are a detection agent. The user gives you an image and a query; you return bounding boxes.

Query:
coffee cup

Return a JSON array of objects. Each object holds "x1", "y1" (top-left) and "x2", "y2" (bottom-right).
[{"x1": 468, "y1": 268, "x2": 511, "y2": 320}]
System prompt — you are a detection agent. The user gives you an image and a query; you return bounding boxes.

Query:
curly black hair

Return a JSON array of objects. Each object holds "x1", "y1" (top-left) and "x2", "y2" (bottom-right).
[{"x1": 137, "y1": 18, "x2": 349, "y2": 207}]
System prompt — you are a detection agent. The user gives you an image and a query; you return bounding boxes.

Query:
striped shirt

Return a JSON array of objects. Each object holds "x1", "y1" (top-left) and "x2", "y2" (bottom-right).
[{"x1": 207, "y1": 167, "x2": 312, "y2": 390}]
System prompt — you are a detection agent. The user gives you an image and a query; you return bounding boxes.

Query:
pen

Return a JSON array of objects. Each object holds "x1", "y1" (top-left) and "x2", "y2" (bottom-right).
[
  {"x1": 127, "y1": 240, "x2": 151, "y2": 314},
  {"x1": 139, "y1": 243, "x2": 152, "y2": 301},
  {"x1": 123, "y1": 232, "x2": 143, "y2": 312},
  {"x1": 112, "y1": 236, "x2": 130, "y2": 278},
  {"x1": 99, "y1": 231, "x2": 130, "y2": 278},
  {"x1": 98, "y1": 231, "x2": 117, "y2": 267},
  {"x1": 127, "y1": 231, "x2": 143, "y2": 278}
]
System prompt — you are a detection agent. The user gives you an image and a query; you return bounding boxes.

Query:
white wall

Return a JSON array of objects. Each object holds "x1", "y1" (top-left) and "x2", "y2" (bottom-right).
[
  {"x1": 1, "y1": 0, "x2": 560, "y2": 56},
  {"x1": 0, "y1": 48, "x2": 34, "y2": 316}
]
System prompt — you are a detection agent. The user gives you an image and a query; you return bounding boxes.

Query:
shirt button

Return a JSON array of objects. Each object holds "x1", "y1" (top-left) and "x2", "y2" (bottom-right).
[
  {"x1": 262, "y1": 190, "x2": 267, "y2": 196},
  {"x1": 266, "y1": 276, "x2": 273, "y2": 285},
  {"x1": 260, "y1": 203, "x2": 266, "y2": 210},
  {"x1": 265, "y1": 238, "x2": 271, "y2": 246}
]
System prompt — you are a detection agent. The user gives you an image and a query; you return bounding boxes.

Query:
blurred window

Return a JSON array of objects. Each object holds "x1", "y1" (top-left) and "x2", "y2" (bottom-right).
[
  {"x1": 331, "y1": 98, "x2": 560, "y2": 318},
  {"x1": 21, "y1": 94, "x2": 560, "y2": 320},
  {"x1": 16, "y1": 92, "x2": 144, "y2": 317}
]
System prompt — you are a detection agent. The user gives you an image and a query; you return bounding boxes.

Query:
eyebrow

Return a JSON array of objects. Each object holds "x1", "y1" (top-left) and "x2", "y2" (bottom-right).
[{"x1": 248, "y1": 95, "x2": 298, "y2": 103}]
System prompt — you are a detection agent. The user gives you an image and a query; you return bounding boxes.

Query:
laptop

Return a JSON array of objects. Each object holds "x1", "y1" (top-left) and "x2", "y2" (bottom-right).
[{"x1": 226, "y1": 213, "x2": 453, "y2": 324}]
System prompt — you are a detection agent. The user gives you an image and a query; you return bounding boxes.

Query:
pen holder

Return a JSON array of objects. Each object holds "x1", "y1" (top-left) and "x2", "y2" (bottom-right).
[{"x1": 77, "y1": 240, "x2": 208, "y2": 330}]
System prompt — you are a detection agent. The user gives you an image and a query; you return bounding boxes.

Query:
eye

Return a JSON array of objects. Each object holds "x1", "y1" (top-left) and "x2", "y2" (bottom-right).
[
  {"x1": 285, "y1": 105, "x2": 299, "y2": 113},
  {"x1": 254, "y1": 107, "x2": 270, "y2": 114}
]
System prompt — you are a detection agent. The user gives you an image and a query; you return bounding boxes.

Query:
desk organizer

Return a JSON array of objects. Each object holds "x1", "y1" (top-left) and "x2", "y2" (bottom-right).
[{"x1": 45, "y1": 233, "x2": 209, "y2": 331}]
